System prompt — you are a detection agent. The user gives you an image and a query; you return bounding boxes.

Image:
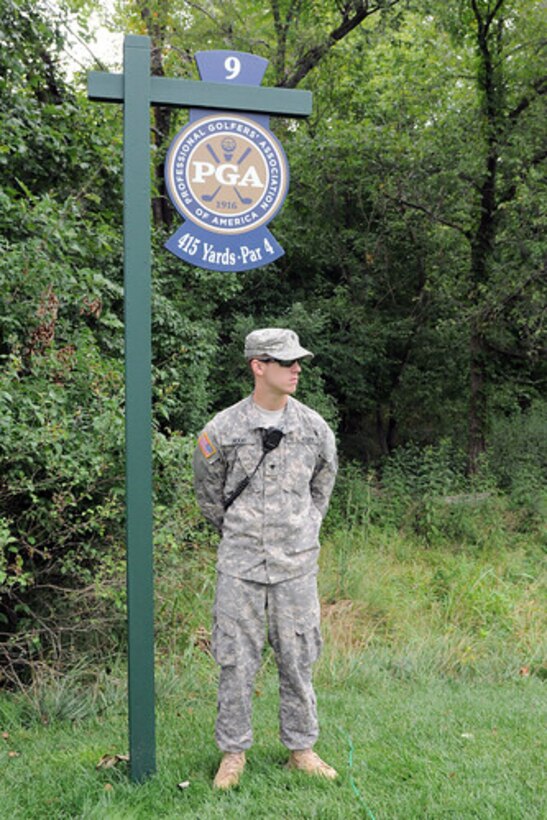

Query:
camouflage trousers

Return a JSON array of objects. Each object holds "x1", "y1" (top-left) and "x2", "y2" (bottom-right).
[{"x1": 211, "y1": 570, "x2": 323, "y2": 752}]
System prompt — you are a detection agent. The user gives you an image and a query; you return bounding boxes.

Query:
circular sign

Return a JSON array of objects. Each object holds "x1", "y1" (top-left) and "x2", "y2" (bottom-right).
[{"x1": 165, "y1": 114, "x2": 289, "y2": 235}]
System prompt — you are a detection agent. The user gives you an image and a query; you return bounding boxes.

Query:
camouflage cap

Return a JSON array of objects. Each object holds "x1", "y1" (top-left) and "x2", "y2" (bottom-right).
[{"x1": 244, "y1": 328, "x2": 313, "y2": 361}]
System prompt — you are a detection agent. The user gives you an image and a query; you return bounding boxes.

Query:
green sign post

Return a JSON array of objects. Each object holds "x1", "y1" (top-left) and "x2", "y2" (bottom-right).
[{"x1": 88, "y1": 34, "x2": 311, "y2": 783}]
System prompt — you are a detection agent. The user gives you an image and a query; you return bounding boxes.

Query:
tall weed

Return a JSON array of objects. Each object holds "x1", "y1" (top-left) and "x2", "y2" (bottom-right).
[
  {"x1": 487, "y1": 399, "x2": 547, "y2": 526},
  {"x1": 319, "y1": 529, "x2": 546, "y2": 683},
  {"x1": 328, "y1": 441, "x2": 522, "y2": 548}
]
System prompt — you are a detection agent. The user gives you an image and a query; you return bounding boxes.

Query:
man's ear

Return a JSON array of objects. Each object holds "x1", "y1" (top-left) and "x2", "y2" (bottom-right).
[{"x1": 249, "y1": 359, "x2": 265, "y2": 378}]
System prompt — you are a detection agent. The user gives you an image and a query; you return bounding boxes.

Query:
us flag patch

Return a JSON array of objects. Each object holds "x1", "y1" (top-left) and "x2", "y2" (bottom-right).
[{"x1": 198, "y1": 431, "x2": 217, "y2": 459}]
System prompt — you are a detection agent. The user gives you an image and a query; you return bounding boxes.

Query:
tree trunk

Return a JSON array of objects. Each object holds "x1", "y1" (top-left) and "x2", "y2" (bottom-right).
[
  {"x1": 140, "y1": 4, "x2": 172, "y2": 228},
  {"x1": 467, "y1": 325, "x2": 487, "y2": 473},
  {"x1": 466, "y1": 0, "x2": 504, "y2": 472},
  {"x1": 376, "y1": 405, "x2": 397, "y2": 456},
  {"x1": 152, "y1": 104, "x2": 172, "y2": 229}
]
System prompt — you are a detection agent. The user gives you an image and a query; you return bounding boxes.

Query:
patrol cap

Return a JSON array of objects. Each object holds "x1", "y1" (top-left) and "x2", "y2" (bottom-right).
[{"x1": 244, "y1": 328, "x2": 313, "y2": 361}]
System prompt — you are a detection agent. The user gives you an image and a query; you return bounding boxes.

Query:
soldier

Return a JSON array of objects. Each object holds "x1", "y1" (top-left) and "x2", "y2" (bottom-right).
[{"x1": 193, "y1": 328, "x2": 338, "y2": 789}]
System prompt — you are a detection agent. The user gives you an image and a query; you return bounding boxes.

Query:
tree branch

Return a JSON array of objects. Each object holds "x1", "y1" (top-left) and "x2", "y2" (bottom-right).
[
  {"x1": 498, "y1": 145, "x2": 547, "y2": 206},
  {"x1": 386, "y1": 194, "x2": 472, "y2": 238},
  {"x1": 183, "y1": 0, "x2": 221, "y2": 27},
  {"x1": 472, "y1": 0, "x2": 506, "y2": 34},
  {"x1": 486, "y1": 0, "x2": 506, "y2": 30},
  {"x1": 483, "y1": 338, "x2": 546, "y2": 361},
  {"x1": 271, "y1": 0, "x2": 303, "y2": 84},
  {"x1": 471, "y1": 0, "x2": 483, "y2": 31},
  {"x1": 507, "y1": 75, "x2": 547, "y2": 122},
  {"x1": 281, "y1": 0, "x2": 402, "y2": 88},
  {"x1": 480, "y1": 263, "x2": 547, "y2": 322},
  {"x1": 501, "y1": 37, "x2": 547, "y2": 64}
]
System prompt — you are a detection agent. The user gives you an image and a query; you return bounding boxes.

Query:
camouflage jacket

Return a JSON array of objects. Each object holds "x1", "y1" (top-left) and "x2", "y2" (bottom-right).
[{"x1": 193, "y1": 395, "x2": 337, "y2": 584}]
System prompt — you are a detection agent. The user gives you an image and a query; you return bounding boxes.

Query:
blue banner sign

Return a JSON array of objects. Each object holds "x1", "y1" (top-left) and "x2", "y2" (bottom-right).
[{"x1": 164, "y1": 51, "x2": 290, "y2": 272}]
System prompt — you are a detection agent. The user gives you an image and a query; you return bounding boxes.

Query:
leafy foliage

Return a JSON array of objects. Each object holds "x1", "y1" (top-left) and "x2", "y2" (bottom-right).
[{"x1": 0, "y1": 0, "x2": 545, "y2": 675}]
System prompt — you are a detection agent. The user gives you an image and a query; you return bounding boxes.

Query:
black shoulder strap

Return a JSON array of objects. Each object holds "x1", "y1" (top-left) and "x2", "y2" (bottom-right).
[{"x1": 223, "y1": 428, "x2": 284, "y2": 511}]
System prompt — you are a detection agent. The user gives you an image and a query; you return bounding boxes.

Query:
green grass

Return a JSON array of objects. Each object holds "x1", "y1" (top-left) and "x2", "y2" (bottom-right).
[
  {"x1": 1, "y1": 525, "x2": 545, "y2": 818},
  {"x1": 1, "y1": 665, "x2": 544, "y2": 818}
]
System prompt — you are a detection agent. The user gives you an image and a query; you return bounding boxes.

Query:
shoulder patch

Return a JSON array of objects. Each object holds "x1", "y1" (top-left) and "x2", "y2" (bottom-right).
[{"x1": 198, "y1": 431, "x2": 217, "y2": 459}]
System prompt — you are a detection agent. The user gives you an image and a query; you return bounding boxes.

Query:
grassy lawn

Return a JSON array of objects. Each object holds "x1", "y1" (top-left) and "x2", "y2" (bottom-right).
[
  {"x1": 1, "y1": 664, "x2": 545, "y2": 819},
  {"x1": 1, "y1": 526, "x2": 545, "y2": 818}
]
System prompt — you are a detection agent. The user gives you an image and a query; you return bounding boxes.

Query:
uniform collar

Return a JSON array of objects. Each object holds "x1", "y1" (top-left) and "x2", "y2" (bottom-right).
[{"x1": 244, "y1": 395, "x2": 299, "y2": 433}]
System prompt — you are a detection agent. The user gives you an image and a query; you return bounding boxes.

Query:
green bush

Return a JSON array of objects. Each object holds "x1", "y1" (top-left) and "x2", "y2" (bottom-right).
[{"x1": 0, "y1": 343, "x2": 125, "y2": 648}]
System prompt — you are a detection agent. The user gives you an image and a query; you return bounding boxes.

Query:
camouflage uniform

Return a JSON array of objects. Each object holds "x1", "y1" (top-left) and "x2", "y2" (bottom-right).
[{"x1": 193, "y1": 395, "x2": 337, "y2": 752}]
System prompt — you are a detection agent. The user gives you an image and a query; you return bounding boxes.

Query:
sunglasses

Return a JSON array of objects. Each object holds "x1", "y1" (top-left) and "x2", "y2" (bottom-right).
[{"x1": 256, "y1": 357, "x2": 300, "y2": 368}]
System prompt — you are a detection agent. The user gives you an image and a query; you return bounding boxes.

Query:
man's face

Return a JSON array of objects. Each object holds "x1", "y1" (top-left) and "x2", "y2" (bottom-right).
[{"x1": 253, "y1": 358, "x2": 302, "y2": 396}]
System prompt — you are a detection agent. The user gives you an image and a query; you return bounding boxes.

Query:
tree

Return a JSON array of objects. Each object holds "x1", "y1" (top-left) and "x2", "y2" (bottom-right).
[
  {"x1": 281, "y1": 0, "x2": 546, "y2": 464},
  {"x1": 464, "y1": 0, "x2": 546, "y2": 470},
  {"x1": 0, "y1": 0, "x2": 127, "y2": 665},
  {"x1": 108, "y1": 0, "x2": 404, "y2": 228},
  {"x1": 384, "y1": 0, "x2": 547, "y2": 470},
  {"x1": 107, "y1": 0, "x2": 545, "y2": 465}
]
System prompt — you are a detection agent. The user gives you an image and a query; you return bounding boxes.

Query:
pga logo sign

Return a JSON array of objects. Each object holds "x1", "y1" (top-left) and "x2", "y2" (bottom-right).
[
  {"x1": 163, "y1": 49, "x2": 295, "y2": 272},
  {"x1": 165, "y1": 114, "x2": 289, "y2": 235}
]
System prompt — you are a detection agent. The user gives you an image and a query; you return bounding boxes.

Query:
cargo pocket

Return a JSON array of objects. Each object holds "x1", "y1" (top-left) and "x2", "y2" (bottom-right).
[
  {"x1": 295, "y1": 623, "x2": 323, "y2": 666},
  {"x1": 211, "y1": 611, "x2": 239, "y2": 667}
]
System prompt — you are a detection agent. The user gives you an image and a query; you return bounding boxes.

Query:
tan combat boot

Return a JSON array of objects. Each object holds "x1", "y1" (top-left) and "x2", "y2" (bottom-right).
[
  {"x1": 287, "y1": 749, "x2": 338, "y2": 779},
  {"x1": 213, "y1": 751, "x2": 246, "y2": 789}
]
